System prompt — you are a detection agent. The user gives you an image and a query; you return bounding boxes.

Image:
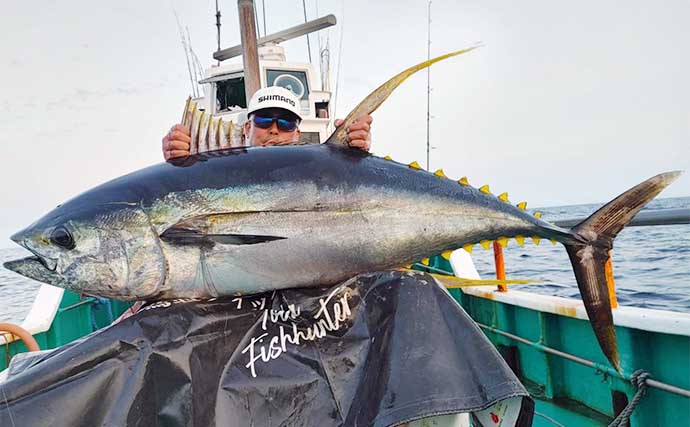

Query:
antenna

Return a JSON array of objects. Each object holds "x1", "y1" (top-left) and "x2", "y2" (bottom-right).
[
  {"x1": 253, "y1": 1, "x2": 261, "y2": 37},
  {"x1": 174, "y1": 10, "x2": 198, "y2": 98},
  {"x1": 320, "y1": 39, "x2": 330, "y2": 92},
  {"x1": 262, "y1": 0, "x2": 267, "y2": 36},
  {"x1": 426, "y1": 0, "x2": 432, "y2": 171},
  {"x1": 215, "y1": 0, "x2": 222, "y2": 63},
  {"x1": 302, "y1": 0, "x2": 312, "y2": 63},
  {"x1": 187, "y1": 28, "x2": 206, "y2": 97},
  {"x1": 332, "y1": 6, "x2": 345, "y2": 121}
]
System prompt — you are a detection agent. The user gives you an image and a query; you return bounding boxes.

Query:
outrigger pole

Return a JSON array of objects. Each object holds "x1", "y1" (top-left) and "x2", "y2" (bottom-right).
[{"x1": 215, "y1": 15, "x2": 337, "y2": 62}]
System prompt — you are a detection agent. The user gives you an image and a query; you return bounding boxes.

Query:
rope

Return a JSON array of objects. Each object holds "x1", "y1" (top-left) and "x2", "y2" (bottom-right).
[
  {"x1": 608, "y1": 370, "x2": 651, "y2": 427},
  {"x1": 534, "y1": 411, "x2": 567, "y2": 427},
  {"x1": 411, "y1": 262, "x2": 454, "y2": 276}
]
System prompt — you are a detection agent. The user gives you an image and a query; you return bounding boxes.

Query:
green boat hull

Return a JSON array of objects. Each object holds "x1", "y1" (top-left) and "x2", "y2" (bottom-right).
[
  {"x1": 0, "y1": 289, "x2": 131, "y2": 367},
  {"x1": 448, "y1": 286, "x2": 690, "y2": 426}
]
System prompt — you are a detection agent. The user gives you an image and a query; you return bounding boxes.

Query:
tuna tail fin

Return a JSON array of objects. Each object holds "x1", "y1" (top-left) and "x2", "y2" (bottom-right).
[
  {"x1": 325, "y1": 45, "x2": 481, "y2": 146},
  {"x1": 564, "y1": 171, "x2": 682, "y2": 372}
]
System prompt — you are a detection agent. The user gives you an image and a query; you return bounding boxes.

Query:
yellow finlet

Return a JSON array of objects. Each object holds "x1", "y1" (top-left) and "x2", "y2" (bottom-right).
[
  {"x1": 434, "y1": 169, "x2": 447, "y2": 178},
  {"x1": 498, "y1": 192, "x2": 509, "y2": 202},
  {"x1": 384, "y1": 155, "x2": 392, "y2": 161},
  {"x1": 479, "y1": 240, "x2": 492, "y2": 250},
  {"x1": 479, "y1": 185, "x2": 491, "y2": 194},
  {"x1": 421, "y1": 257, "x2": 430, "y2": 266},
  {"x1": 550, "y1": 239, "x2": 558, "y2": 245},
  {"x1": 458, "y1": 176, "x2": 470, "y2": 186},
  {"x1": 441, "y1": 250, "x2": 453, "y2": 260},
  {"x1": 534, "y1": 211, "x2": 543, "y2": 219},
  {"x1": 496, "y1": 237, "x2": 508, "y2": 248},
  {"x1": 515, "y1": 236, "x2": 525, "y2": 247},
  {"x1": 516, "y1": 201, "x2": 527, "y2": 210},
  {"x1": 532, "y1": 236, "x2": 541, "y2": 245},
  {"x1": 409, "y1": 161, "x2": 422, "y2": 170},
  {"x1": 463, "y1": 243, "x2": 474, "y2": 253}
]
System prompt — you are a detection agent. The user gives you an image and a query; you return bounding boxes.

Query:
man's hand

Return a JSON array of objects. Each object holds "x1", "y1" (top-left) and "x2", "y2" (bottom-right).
[
  {"x1": 335, "y1": 115, "x2": 372, "y2": 151},
  {"x1": 162, "y1": 124, "x2": 191, "y2": 160}
]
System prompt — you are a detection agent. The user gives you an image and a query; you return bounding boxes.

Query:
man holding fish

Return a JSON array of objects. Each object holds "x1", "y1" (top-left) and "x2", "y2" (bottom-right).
[
  {"x1": 6, "y1": 47, "x2": 678, "y2": 401},
  {"x1": 7, "y1": 47, "x2": 684, "y2": 427},
  {"x1": 162, "y1": 86, "x2": 374, "y2": 158}
]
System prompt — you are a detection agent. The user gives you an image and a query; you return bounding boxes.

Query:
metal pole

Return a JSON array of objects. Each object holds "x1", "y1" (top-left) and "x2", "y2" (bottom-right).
[
  {"x1": 215, "y1": 15, "x2": 337, "y2": 61},
  {"x1": 553, "y1": 207, "x2": 690, "y2": 228},
  {"x1": 493, "y1": 242, "x2": 507, "y2": 292},
  {"x1": 215, "y1": 0, "x2": 222, "y2": 64},
  {"x1": 426, "y1": 0, "x2": 432, "y2": 171},
  {"x1": 253, "y1": 1, "x2": 261, "y2": 37},
  {"x1": 262, "y1": 0, "x2": 267, "y2": 37},
  {"x1": 302, "y1": 0, "x2": 312, "y2": 63},
  {"x1": 238, "y1": 0, "x2": 261, "y2": 103}
]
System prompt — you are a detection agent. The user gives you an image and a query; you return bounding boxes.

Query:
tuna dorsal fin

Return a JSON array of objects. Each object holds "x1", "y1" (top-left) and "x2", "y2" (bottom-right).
[{"x1": 325, "y1": 45, "x2": 481, "y2": 146}]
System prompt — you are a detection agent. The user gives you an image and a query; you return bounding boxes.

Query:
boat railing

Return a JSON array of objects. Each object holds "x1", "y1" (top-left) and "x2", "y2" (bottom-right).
[
  {"x1": 552, "y1": 207, "x2": 690, "y2": 228},
  {"x1": 477, "y1": 321, "x2": 690, "y2": 399},
  {"x1": 490, "y1": 207, "x2": 689, "y2": 297}
]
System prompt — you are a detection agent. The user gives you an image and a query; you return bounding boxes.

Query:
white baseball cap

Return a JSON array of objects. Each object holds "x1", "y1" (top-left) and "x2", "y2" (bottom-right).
[{"x1": 246, "y1": 86, "x2": 302, "y2": 120}]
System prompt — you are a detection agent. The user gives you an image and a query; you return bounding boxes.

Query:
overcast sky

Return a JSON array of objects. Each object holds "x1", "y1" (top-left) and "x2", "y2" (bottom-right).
[{"x1": 1, "y1": 0, "x2": 688, "y2": 247}]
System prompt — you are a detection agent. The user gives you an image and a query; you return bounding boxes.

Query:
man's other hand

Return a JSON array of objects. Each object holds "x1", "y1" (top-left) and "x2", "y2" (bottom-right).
[
  {"x1": 162, "y1": 124, "x2": 191, "y2": 160},
  {"x1": 335, "y1": 115, "x2": 372, "y2": 151}
]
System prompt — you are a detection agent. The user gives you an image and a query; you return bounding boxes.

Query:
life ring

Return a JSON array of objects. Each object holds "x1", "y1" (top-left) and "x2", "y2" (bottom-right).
[{"x1": 0, "y1": 322, "x2": 40, "y2": 352}]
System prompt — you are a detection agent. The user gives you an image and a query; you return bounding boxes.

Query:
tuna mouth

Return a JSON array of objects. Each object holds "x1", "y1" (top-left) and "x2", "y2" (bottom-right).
[
  {"x1": 26, "y1": 248, "x2": 57, "y2": 271},
  {"x1": 3, "y1": 256, "x2": 62, "y2": 286}
]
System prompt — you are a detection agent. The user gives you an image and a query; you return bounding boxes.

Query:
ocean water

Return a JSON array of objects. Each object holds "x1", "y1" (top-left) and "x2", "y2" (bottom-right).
[
  {"x1": 471, "y1": 196, "x2": 690, "y2": 312},
  {"x1": 1, "y1": 197, "x2": 688, "y2": 324}
]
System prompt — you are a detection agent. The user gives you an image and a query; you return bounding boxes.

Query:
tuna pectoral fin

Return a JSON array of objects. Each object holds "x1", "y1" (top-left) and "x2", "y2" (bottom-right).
[
  {"x1": 160, "y1": 227, "x2": 286, "y2": 246},
  {"x1": 564, "y1": 171, "x2": 682, "y2": 372}
]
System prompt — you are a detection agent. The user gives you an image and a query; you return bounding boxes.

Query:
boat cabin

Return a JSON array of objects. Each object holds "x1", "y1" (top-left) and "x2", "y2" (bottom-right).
[{"x1": 193, "y1": 44, "x2": 332, "y2": 145}]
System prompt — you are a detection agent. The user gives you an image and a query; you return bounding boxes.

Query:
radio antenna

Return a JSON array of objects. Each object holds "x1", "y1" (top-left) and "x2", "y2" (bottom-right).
[
  {"x1": 215, "y1": 0, "x2": 222, "y2": 63},
  {"x1": 302, "y1": 0, "x2": 313, "y2": 63},
  {"x1": 426, "y1": 0, "x2": 432, "y2": 171},
  {"x1": 174, "y1": 9, "x2": 198, "y2": 98}
]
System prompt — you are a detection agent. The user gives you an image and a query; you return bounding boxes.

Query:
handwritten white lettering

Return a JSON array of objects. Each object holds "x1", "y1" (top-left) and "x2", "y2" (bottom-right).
[{"x1": 241, "y1": 288, "x2": 353, "y2": 377}]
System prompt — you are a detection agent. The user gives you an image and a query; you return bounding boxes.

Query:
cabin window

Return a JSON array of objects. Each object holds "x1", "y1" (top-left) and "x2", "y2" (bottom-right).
[
  {"x1": 216, "y1": 77, "x2": 247, "y2": 112},
  {"x1": 265, "y1": 69, "x2": 310, "y2": 101},
  {"x1": 299, "y1": 132, "x2": 320, "y2": 145}
]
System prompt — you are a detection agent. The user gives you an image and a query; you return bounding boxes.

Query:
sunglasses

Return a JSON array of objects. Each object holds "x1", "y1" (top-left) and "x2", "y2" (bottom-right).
[{"x1": 252, "y1": 114, "x2": 299, "y2": 132}]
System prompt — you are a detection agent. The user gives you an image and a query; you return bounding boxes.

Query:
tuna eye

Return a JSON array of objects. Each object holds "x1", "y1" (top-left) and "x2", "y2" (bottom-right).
[{"x1": 50, "y1": 227, "x2": 75, "y2": 250}]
